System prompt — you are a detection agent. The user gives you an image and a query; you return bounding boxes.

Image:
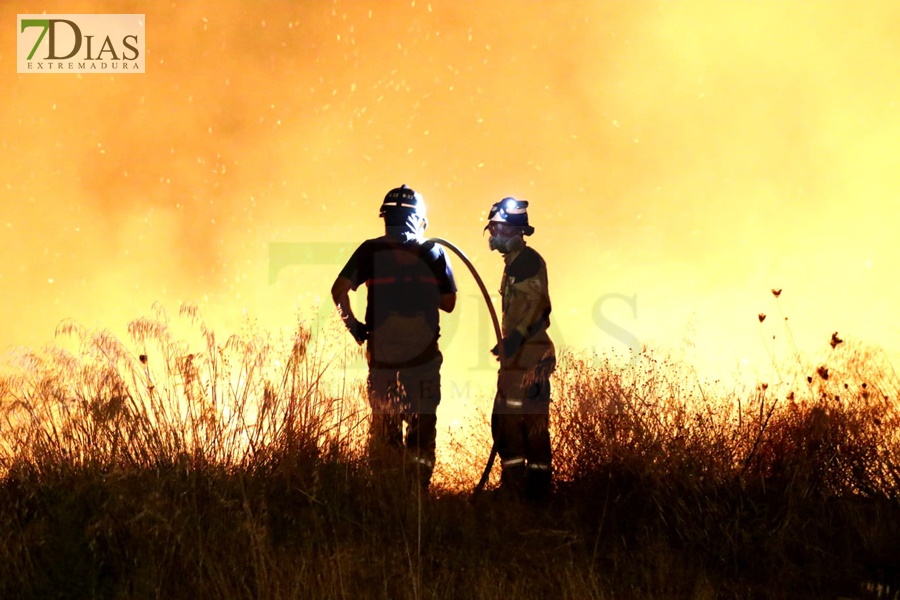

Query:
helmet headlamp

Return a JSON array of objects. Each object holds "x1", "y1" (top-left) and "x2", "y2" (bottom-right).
[{"x1": 484, "y1": 197, "x2": 534, "y2": 235}]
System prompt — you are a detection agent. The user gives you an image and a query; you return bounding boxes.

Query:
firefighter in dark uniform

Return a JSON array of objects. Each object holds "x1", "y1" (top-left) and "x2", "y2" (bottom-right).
[
  {"x1": 486, "y1": 197, "x2": 555, "y2": 502},
  {"x1": 331, "y1": 185, "x2": 457, "y2": 490}
]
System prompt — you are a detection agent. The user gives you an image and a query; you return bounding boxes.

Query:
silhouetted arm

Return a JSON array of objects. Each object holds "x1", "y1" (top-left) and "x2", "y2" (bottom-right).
[{"x1": 331, "y1": 275, "x2": 367, "y2": 344}]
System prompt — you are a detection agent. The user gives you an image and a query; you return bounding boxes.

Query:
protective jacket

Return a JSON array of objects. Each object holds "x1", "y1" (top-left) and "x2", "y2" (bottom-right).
[
  {"x1": 499, "y1": 245, "x2": 555, "y2": 394},
  {"x1": 339, "y1": 235, "x2": 456, "y2": 368}
]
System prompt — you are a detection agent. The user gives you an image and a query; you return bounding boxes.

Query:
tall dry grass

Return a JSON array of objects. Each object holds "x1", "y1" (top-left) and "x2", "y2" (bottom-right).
[
  {"x1": 1, "y1": 303, "x2": 367, "y2": 476},
  {"x1": 551, "y1": 337, "x2": 900, "y2": 596},
  {"x1": 1, "y1": 302, "x2": 900, "y2": 599}
]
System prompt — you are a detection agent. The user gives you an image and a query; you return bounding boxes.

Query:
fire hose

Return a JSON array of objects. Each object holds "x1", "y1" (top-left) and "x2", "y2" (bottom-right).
[{"x1": 428, "y1": 237, "x2": 501, "y2": 493}]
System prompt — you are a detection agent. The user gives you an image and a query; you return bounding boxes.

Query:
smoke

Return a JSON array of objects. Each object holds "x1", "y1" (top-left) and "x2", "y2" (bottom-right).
[{"x1": 2, "y1": 0, "x2": 899, "y2": 382}]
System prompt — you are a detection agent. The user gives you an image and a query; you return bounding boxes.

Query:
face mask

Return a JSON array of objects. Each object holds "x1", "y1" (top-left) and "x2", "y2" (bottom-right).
[{"x1": 489, "y1": 233, "x2": 524, "y2": 254}]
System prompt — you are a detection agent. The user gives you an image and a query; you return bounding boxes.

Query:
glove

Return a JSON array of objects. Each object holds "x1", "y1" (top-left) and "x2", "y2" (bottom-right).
[
  {"x1": 491, "y1": 330, "x2": 525, "y2": 360},
  {"x1": 347, "y1": 320, "x2": 368, "y2": 345}
]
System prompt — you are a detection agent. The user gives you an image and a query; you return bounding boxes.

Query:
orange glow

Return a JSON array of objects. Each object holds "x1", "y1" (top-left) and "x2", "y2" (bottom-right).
[{"x1": 2, "y1": 0, "x2": 899, "y2": 410}]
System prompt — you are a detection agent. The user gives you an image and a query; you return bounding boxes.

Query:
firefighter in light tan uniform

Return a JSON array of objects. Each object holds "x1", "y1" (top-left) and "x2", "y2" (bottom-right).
[{"x1": 485, "y1": 197, "x2": 556, "y2": 502}]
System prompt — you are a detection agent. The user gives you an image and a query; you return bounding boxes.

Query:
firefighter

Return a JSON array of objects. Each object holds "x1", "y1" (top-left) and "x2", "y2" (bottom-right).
[
  {"x1": 485, "y1": 197, "x2": 556, "y2": 503},
  {"x1": 331, "y1": 185, "x2": 457, "y2": 490}
]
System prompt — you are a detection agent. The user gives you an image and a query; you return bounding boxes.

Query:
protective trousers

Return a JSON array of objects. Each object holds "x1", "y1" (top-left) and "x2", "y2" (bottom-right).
[
  {"x1": 493, "y1": 354, "x2": 554, "y2": 502},
  {"x1": 366, "y1": 352, "x2": 442, "y2": 490}
]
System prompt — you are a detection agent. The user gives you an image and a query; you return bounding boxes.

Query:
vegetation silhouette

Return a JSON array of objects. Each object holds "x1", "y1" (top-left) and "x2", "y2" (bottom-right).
[{"x1": 1, "y1": 300, "x2": 899, "y2": 599}]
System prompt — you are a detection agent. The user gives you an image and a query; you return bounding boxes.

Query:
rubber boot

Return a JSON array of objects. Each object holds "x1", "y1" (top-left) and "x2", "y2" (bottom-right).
[
  {"x1": 500, "y1": 463, "x2": 527, "y2": 500},
  {"x1": 526, "y1": 467, "x2": 552, "y2": 506},
  {"x1": 406, "y1": 452, "x2": 434, "y2": 494}
]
